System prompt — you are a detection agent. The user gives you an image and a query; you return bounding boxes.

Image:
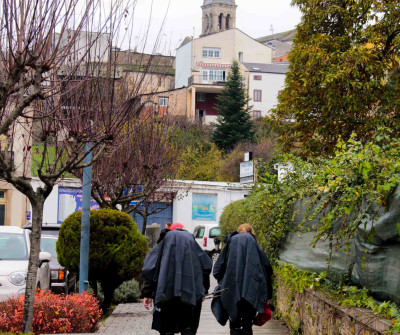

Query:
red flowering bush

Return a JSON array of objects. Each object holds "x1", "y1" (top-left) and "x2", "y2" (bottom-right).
[{"x1": 0, "y1": 290, "x2": 102, "y2": 334}]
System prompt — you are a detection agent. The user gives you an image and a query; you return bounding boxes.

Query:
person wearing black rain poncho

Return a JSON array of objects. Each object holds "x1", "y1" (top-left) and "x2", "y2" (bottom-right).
[
  {"x1": 141, "y1": 223, "x2": 213, "y2": 335},
  {"x1": 211, "y1": 224, "x2": 273, "y2": 335}
]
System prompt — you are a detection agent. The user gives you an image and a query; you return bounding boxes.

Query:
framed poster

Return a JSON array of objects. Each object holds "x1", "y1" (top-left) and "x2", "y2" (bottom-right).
[
  {"x1": 192, "y1": 194, "x2": 217, "y2": 221},
  {"x1": 57, "y1": 187, "x2": 100, "y2": 224}
]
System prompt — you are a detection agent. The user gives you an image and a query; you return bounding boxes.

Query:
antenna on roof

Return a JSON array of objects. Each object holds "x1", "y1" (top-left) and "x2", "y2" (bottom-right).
[{"x1": 270, "y1": 24, "x2": 274, "y2": 36}]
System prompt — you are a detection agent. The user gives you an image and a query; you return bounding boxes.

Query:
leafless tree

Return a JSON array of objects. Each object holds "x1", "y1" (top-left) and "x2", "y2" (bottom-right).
[
  {"x1": 0, "y1": 0, "x2": 164, "y2": 331},
  {"x1": 88, "y1": 114, "x2": 182, "y2": 234}
]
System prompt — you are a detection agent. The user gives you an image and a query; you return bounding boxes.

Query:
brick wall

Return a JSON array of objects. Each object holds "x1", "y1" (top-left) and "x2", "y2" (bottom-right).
[{"x1": 277, "y1": 283, "x2": 395, "y2": 335}]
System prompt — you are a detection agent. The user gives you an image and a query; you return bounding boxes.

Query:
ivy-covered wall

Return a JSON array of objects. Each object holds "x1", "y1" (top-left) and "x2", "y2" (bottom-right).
[{"x1": 219, "y1": 131, "x2": 400, "y2": 332}]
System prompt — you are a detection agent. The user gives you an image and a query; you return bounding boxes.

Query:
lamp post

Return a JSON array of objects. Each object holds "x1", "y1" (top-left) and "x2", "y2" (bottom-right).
[{"x1": 79, "y1": 142, "x2": 92, "y2": 292}]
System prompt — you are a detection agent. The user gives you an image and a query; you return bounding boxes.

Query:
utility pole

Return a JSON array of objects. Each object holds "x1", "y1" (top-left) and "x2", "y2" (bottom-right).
[{"x1": 79, "y1": 143, "x2": 92, "y2": 292}]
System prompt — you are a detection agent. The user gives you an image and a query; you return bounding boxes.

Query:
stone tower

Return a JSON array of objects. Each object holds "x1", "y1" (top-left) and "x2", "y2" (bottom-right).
[{"x1": 201, "y1": 0, "x2": 237, "y2": 37}]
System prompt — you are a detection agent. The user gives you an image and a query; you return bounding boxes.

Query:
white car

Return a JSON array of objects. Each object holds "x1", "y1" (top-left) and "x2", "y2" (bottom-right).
[
  {"x1": 193, "y1": 224, "x2": 221, "y2": 262},
  {"x1": 0, "y1": 226, "x2": 52, "y2": 301}
]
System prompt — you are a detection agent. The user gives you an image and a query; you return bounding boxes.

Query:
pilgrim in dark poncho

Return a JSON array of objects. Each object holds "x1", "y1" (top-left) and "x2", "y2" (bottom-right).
[
  {"x1": 141, "y1": 223, "x2": 212, "y2": 335},
  {"x1": 211, "y1": 224, "x2": 273, "y2": 335}
]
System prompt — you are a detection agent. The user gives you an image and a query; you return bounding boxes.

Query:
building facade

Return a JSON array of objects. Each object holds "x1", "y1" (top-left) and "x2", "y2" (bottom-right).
[
  {"x1": 175, "y1": 28, "x2": 273, "y2": 124},
  {"x1": 243, "y1": 63, "x2": 289, "y2": 118}
]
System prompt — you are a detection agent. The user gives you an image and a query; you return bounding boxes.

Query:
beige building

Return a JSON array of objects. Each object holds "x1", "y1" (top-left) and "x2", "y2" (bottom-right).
[
  {"x1": 0, "y1": 113, "x2": 32, "y2": 227},
  {"x1": 175, "y1": 17, "x2": 273, "y2": 124}
]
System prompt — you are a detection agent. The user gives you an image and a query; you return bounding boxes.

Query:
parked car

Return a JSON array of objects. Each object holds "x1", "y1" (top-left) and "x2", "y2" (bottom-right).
[
  {"x1": 193, "y1": 224, "x2": 221, "y2": 262},
  {"x1": 0, "y1": 226, "x2": 52, "y2": 301},
  {"x1": 23, "y1": 224, "x2": 77, "y2": 295},
  {"x1": 40, "y1": 234, "x2": 77, "y2": 294}
]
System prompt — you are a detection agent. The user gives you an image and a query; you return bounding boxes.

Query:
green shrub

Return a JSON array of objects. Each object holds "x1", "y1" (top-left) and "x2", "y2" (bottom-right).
[
  {"x1": 219, "y1": 199, "x2": 249, "y2": 237},
  {"x1": 56, "y1": 208, "x2": 148, "y2": 310},
  {"x1": 112, "y1": 279, "x2": 140, "y2": 304},
  {"x1": 95, "y1": 279, "x2": 140, "y2": 305}
]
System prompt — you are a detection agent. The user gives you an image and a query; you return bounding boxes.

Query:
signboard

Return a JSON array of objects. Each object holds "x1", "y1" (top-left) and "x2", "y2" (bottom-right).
[
  {"x1": 240, "y1": 161, "x2": 254, "y2": 184},
  {"x1": 26, "y1": 211, "x2": 31, "y2": 221},
  {"x1": 57, "y1": 187, "x2": 100, "y2": 224},
  {"x1": 192, "y1": 194, "x2": 217, "y2": 221}
]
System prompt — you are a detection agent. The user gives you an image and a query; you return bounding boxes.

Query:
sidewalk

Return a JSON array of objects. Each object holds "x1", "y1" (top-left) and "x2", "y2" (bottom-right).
[{"x1": 97, "y1": 277, "x2": 289, "y2": 335}]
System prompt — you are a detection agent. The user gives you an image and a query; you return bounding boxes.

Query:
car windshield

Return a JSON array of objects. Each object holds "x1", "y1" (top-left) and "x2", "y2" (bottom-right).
[
  {"x1": 40, "y1": 237, "x2": 57, "y2": 258},
  {"x1": 0, "y1": 233, "x2": 28, "y2": 260}
]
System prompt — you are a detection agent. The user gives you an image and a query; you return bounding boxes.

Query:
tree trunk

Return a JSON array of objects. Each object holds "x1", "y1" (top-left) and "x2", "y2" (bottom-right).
[
  {"x1": 101, "y1": 283, "x2": 117, "y2": 312},
  {"x1": 22, "y1": 199, "x2": 45, "y2": 333},
  {"x1": 141, "y1": 212, "x2": 148, "y2": 235}
]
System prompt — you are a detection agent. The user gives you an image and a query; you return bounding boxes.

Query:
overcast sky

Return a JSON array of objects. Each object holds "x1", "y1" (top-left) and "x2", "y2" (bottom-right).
[{"x1": 127, "y1": 0, "x2": 302, "y2": 55}]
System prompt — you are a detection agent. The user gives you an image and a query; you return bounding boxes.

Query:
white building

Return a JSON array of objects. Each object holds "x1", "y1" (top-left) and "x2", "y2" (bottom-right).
[
  {"x1": 243, "y1": 63, "x2": 289, "y2": 118},
  {"x1": 29, "y1": 178, "x2": 250, "y2": 234}
]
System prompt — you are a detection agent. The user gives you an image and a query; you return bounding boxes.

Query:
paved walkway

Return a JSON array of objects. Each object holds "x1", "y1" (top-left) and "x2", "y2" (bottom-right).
[{"x1": 97, "y1": 277, "x2": 289, "y2": 335}]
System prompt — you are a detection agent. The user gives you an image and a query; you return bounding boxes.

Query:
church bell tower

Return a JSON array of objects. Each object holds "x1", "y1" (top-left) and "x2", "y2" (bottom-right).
[{"x1": 201, "y1": 0, "x2": 237, "y2": 37}]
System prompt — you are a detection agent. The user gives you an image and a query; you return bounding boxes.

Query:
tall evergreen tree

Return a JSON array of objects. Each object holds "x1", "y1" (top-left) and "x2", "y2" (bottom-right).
[{"x1": 211, "y1": 60, "x2": 255, "y2": 152}]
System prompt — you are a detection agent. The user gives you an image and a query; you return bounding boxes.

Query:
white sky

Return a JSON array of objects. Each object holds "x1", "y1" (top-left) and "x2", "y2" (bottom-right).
[{"x1": 125, "y1": 0, "x2": 302, "y2": 55}]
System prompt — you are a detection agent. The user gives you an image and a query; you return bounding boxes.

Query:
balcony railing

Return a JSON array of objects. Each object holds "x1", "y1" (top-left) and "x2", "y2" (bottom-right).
[{"x1": 188, "y1": 75, "x2": 227, "y2": 86}]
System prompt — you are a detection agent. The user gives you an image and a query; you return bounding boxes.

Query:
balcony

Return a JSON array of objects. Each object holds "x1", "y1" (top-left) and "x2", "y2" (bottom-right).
[{"x1": 188, "y1": 75, "x2": 227, "y2": 86}]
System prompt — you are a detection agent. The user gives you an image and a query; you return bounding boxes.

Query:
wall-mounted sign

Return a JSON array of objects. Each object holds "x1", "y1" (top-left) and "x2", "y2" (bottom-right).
[{"x1": 192, "y1": 194, "x2": 217, "y2": 221}]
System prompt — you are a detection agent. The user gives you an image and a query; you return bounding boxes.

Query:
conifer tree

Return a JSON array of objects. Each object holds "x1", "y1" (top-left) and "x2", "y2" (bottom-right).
[{"x1": 211, "y1": 60, "x2": 255, "y2": 152}]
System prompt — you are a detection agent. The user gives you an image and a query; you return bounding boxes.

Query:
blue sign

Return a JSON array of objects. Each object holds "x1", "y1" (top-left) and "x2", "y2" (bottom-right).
[
  {"x1": 57, "y1": 187, "x2": 100, "y2": 224},
  {"x1": 192, "y1": 194, "x2": 217, "y2": 221}
]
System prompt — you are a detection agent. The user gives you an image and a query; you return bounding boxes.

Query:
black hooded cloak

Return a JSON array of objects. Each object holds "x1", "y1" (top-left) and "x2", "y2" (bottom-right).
[
  {"x1": 142, "y1": 229, "x2": 212, "y2": 306},
  {"x1": 211, "y1": 232, "x2": 273, "y2": 325}
]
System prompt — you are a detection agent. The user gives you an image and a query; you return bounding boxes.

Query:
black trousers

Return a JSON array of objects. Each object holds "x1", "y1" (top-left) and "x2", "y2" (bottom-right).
[
  {"x1": 229, "y1": 300, "x2": 257, "y2": 335},
  {"x1": 152, "y1": 297, "x2": 202, "y2": 334}
]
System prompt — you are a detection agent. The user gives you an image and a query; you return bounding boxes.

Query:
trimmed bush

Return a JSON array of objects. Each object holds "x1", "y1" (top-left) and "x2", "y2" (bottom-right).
[
  {"x1": 56, "y1": 208, "x2": 148, "y2": 310},
  {"x1": 0, "y1": 290, "x2": 101, "y2": 334},
  {"x1": 219, "y1": 199, "x2": 249, "y2": 237}
]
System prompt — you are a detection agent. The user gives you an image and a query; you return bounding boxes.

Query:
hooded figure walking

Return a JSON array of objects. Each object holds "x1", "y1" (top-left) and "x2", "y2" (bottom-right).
[
  {"x1": 141, "y1": 223, "x2": 213, "y2": 335},
  {"x1": 211, "y1": 224, "x2": 273, "y2": 335}
]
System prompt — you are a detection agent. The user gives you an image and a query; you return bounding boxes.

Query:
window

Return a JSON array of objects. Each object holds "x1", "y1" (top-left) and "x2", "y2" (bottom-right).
[
  {"x1": 202, "y1": 69, "x2": 226, "y2": 83},
  {"x1": 252, "y1": 110, "x2": 262, "y2": 119},
  {"x1": 196, "y1": 109, "x2": 205, "y2": 120},
  {"x1": 253, "y1": 90, "x2": 262, "y2": 102},
  {"x1": 209, "y1": 227, "x2": 221, "y2": 238},
  {"x1": 159, "y1": 97, "x2": 168, "y2": 106},
  {"x1": 238, "y1": 52, "x2": 243, "y2": 62},
  {"x1": 202, "y1": 48, "x2": 221, "y2": 58},
  {"x1": 253, "y1": 75, "x2": 262, "y2": 81},
  {"x1": 196, "y1": 93, "x2": 206, "y2": 102},
  {"x1": 193, "y1": 226, "x2": 205, "y2": 238}
]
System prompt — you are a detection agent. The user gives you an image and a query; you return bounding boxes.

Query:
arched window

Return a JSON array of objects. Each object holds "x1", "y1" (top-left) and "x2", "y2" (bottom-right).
[
  {"x1": 206, "y1": 14, "x2": 210, "y2": 31},
  {"x1": 218, "y1": 13, "x2": 223, "y2": 30},
  {"x1": 226, "y1": 14, "x2": 231, "y2": 29}
]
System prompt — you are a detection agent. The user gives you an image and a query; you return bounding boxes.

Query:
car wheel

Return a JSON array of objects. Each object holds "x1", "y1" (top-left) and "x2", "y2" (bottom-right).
[{"x1": 210, "y1": 250, "x2": 219, "y2": 263}]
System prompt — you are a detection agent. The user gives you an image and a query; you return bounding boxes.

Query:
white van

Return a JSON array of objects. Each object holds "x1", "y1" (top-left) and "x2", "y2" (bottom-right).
[{"x1": 193, "y1": 224, "x2": 221, "y2": 262}]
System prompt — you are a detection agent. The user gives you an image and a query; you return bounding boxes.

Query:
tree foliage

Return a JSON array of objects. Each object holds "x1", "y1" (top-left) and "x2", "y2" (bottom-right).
[
  {"x1": 271, "y1": 0, "x2": 400, "y2": 157},
  {"x1": 212, "y1": 60, "x2": 255, "y2": 152},
  {"x1": 57, "y1": 209, "x2": 148, "y2": 310}
]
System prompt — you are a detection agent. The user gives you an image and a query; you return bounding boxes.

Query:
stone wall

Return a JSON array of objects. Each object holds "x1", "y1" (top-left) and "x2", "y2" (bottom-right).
[{"x1": 276, "y1": 283, "x2": 395, "y2": 335}]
